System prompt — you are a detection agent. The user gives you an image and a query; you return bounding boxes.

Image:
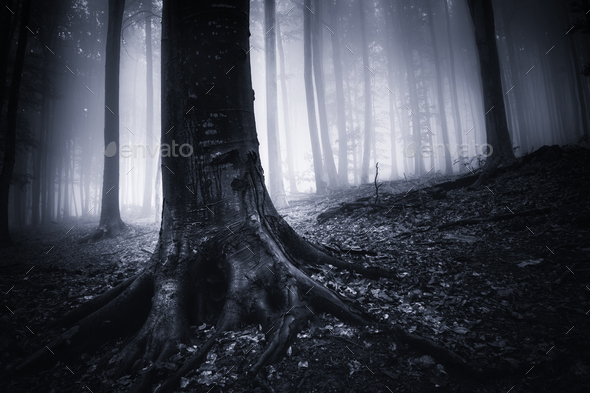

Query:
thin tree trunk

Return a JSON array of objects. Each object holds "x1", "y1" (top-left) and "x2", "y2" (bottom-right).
[
  {"x1": 312, "y1": 0, "x2": 338, "y2": 188},
  {"x1": 303, "y1": 0, "x2": 326, "y2": 194},
  {"x1": 275, "y1": 15, "x2": 298, "y2": 193},
  {"x1": 399, "y1": 13, "x2": 424, "y2": 176},
  {"x1": 141, "y1": 14, "x2": 155, "y2": 216},
  {"x1": 443, "y1": 0, "x2": 465, "y2": 169},
  {"x1": 329, "y1": 0, "x2": 348, "y2": 186},
  {"x1": 265, "y1": 0, "x2": 287, "y2": 206},
  {"x1": 96, "y1": 0, "x2": 126, "y2": 238},
  {"x1": 500, "y1": 7, "x2": 529, "y2": 151},
  {"x1": 427, "y1": 0, "x2": 453, "y2": 174},
  {"x1": 359, "y1": 0, "x2": 373, "y2": 184},
  {"x1": 63, "y1": 140, "x2": 70, "y2": 220},
  {"x1": 0, "y1": 0, "x2": 31, "y2": 245}
]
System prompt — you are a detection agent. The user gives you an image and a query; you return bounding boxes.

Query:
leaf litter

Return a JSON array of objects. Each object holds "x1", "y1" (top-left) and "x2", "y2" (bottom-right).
[{"x1": 1, "y1": 145, "x2": 590, "y2": 392}]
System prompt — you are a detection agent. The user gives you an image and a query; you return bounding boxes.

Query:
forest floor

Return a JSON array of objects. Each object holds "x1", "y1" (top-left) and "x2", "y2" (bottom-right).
[{"x1": 1, "y1": 144, "x2": 590, "y2": 393}]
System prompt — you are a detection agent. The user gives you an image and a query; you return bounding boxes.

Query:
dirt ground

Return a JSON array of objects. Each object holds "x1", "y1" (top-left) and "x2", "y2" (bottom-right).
[{"x1": 1, "y1": 145, "x2": 589, "y2": 392}]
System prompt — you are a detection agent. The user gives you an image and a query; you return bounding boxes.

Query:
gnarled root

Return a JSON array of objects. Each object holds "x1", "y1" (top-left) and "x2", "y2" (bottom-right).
[{"x1": 9, "y1": 220, "x2": 490, "y2": 392}]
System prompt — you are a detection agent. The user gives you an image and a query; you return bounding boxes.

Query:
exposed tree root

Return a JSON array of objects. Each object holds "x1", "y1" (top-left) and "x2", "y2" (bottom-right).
[
  {"x1": 9, "y1": 217, "x2": 504, "y2": 392},
  {"x1": 268, "y1": 215, "x2": 398, "y2": 280}
]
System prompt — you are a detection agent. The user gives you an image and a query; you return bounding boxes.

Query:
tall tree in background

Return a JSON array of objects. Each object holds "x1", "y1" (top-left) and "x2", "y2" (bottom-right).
[
  {"x1": 15, "y1": 2, "x2": 375, "y2": 390},
  {"x1": 312, "y1": 0, "x2": 338, "y2": 188},
  {"x1": 499, "y1": 6, "x2": 530, "y2": 151},
  {"x1": 275, "y1": 14, "x2": 298, "y2": 193},
  {"x1": 443, "y1": 0, "x2": 463, "y2": 172},
  {"x1": 467, "y1": 0, "x2": 515, "y2": 185},
  {"x1": 141, "y1": 11, "x2": 155, "y2": 216},
  {"x1": 562, "y1": 1, "x2": 589, "y2": 139},
  {"x1": 427, "y1": 0, "x2": 453, "y2": 174},
  {"x1": 398, "y1": 2, "x2": 424, "y2": 176},
  {"x1": 95, "y1": 0, "x2": 126, "y2": 238},
  {"x1": 330, "y1": 0, "x2": 349, "y2": 186},
  {"x1": 359, "y1": 0, "x2": 374, "y2": 184},
  {"x1": 303, "y1": 0, "x2": 326, "y2": 194},
  {"x1": 0, "y1": 0, "x2": 31, "y2": 246},
  {"x1": 265, "y1": 0, "x2": 287, "y2": 206},
  {"x1": 384, "y1": 1, "x2": 399, "y2": 179}
]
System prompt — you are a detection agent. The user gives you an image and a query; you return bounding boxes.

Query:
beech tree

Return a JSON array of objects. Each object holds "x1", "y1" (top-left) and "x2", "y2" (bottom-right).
[
  {"x1": 466, "y1": 0, "x2": 515, "y2": 184},
  {"x1": 264, "y1": 0, "x2": 287, "y2": 207},
  {"x1": 303, "y1": 0, "x2": 326, "y2": 193},
  {"x1": 12, "y1": 0, "x2": 381, "y2": 389},
  {"x1": 0, "y1": 0, "x2": 31, "y2": 246},
  {"x1": 359, "y1": 0, "x2": 374, "y2": 184},
  {"x1": 141, "y1": 10, "x2": 155, "y2": 216},
  {"x1": 94, "y1": 0, "x2": 126, "y2": 238}
]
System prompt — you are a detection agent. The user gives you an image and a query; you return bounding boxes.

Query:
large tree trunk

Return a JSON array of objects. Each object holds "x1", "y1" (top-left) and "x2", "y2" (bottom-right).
[
  {"x1": 467, "y1": 0, "x2": 515, "y2": 186},
  {"x1": 13, "y1": 0, "x2": 370, "y2": 383},
  {"x1": 95, "y1": 0, "x2": 126, "y2": 239},
  {"x1": 0, "y1": 0, "x2": 31, "y2": 246},
  {"x1": 264, "y1": 0, "x2": 287, "y2": 207},
  {"x1": 303, "y1": 0, "x2": 326, "y2": 194},
  {"x1": 12, "y1": 3, "x2": 483, "y2": 389},
  {"x1": 330, "y1": 0, "x2": 349, "y2": 186},
  {"x1": 141, "y1": 14, "x2": 155, "y2": 216},
  {"x1": 359, "y1": 0, "x2": 373, "y2": 184},
  {"x1": 312, "y1": 0, "x2": 339, "y2": 188},
  {"x1": 275, "y1": 15, "x2": 298, "y2": 193},
  {"x1": 427, "y1": 0, "x2": 452, "y2": 174}
]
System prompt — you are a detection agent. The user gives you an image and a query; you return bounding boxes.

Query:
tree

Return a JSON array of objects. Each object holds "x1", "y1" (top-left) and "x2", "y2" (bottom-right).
[
  {"x1": 312, "y1": 0, "x2": 338, "y2": 188},
  {"x1": 359, "y1": 0, "x2": 374, "y2": 184},
  {"x1": 426, "y1": 0, "x2": 453, "y2": 174},
  {"x1": 94, "y1": 0, "x2": 126, "y2": 238},
  {"x1": 466, "y1": 0, "x2": 515, "y2": 184},
  {"x1": 12, "y1": 1, "x2": 380, "y2": 390},
  {"x1": 329, "y1": 0, "x2": 349, "y2": 186},
  {"x1": 397, "y1": 1, "x2": 424, "y2": 177},
  {"x1": 443, "y1": 0, "x2": 464, "y2": 172},
  {"x1": 0, "y1": 0, "x2": 31, "y2": 246},
  {"x1": 141, "y1": 10, "x2": 155, "y2": 216},
  {"x1": 264, "y1": 0, "x2": 287, "y2": 207},
  {"x1": 275, "y1": 12, "x2": 298, "y2": 193},
  {"x1": 303, "y1": 0, "x2": 326, "y2": 194}
]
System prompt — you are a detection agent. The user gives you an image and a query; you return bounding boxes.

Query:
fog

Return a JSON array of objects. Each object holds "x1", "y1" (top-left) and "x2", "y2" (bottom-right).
[{"x1": 2, "y1": 0, "x2": 589, "y2": 229}]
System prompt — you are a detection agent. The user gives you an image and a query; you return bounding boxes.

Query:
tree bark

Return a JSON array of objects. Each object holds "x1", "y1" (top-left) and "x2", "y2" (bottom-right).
[
  {"x1": 359, "y1": 0, "x2": 373, "y2": 184},
  {"x1": 0, "y1": 0, "x2": 30, "y2": 246},
  {"x1": 96, "y1": 0, "x2": 126, "y2": 239},
  {"x1": 303, "y1": 0, "x2": 326, "y2": 194},
  {"x1": 12, "y1": 3, "x2": 483, "y2": 389},
  {"x1": 467, "y1": 0, "x2": 515, "y2": 185}
]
